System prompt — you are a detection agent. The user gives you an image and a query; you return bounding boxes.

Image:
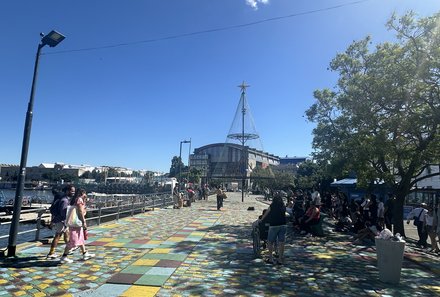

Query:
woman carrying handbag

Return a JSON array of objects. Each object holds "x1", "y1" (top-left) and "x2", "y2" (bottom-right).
[{"x1": 60, "y1": 188, "x2": 95, "y2": 263}]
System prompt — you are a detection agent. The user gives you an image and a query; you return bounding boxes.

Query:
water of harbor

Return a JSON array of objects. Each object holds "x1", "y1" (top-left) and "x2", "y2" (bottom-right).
[
  {"x1": 0, "y1": 189, "x2": 54, "y2": 205},
  {"x1": 0, "y1": 189, "x2": 54, "y2": 248}
]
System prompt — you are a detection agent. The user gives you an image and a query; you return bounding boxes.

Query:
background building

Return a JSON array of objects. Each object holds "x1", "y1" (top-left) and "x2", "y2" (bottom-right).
[{"x1": 190, "y1": 143, "x2": 279, "y2": 186}]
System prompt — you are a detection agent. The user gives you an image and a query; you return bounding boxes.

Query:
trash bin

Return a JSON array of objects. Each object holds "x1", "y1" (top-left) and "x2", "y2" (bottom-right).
[{"x1": 375, "y1": 238, "x2": 405, "y2": 284}]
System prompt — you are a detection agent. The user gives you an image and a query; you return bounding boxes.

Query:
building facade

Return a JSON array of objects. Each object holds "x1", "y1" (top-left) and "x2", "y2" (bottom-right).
[{"x1": 190, "y1": 143, "x2": 280, "y2": 184}]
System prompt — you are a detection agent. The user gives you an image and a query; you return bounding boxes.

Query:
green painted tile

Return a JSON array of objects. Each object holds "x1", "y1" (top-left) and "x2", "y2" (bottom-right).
[
  {"x1": 142, "y1": 253, "x2": 187, "y2": 261},
  {"x1": 121, "y1": 266, "x2": 152, "y2": 274},
  {"x1": 134, "y1": 274, "x2": 170, "y2": 286}
]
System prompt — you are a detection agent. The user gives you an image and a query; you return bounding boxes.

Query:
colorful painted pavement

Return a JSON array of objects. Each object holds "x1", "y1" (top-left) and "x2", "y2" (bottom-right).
[{"x1": 0, "y1": 193, "x2": 439, "y2": 297}]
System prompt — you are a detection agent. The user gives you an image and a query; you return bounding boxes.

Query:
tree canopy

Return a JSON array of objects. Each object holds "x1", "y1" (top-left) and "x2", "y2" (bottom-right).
[{"x1": 306, "y1": 12, "x2": 440, "y2": 235}]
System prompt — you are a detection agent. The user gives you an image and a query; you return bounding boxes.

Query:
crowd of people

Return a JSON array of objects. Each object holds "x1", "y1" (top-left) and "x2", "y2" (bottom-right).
[
  {"x1": 172, "y1": 183, "x2": 210, "y2": 209},
  {"x1": 256, "y1": 188, "x2": 440, "y2": 265},
  {"x1": 256, "y1": 189, "x2": 323, "y2": 265}
]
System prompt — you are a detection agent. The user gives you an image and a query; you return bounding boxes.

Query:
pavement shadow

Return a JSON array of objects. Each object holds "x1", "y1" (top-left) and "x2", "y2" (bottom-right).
[
  {"x1": 164, "y1": 219, "x2": 437, "y2": 296},
  {"x1": 0, "y1": 255, "x2": 61, "y2": 268}
]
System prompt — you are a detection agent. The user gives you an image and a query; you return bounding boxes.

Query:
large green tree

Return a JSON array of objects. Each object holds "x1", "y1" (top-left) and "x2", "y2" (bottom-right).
[
  {"x1": 306, "y1": 12, "x2": 440, "y2": 236},
  {"x1": 169, "y1": 156, "x2": 184, "y2": 178},
  {"x1": 295, "y1": 160, "x2": 331, "y2": 191},
  {"x1": 251, "y1": 167, "x2": 295, "y2": 192}
]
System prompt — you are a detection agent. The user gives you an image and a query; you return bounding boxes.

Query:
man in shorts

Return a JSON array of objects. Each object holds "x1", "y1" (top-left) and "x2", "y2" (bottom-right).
[{"x1": 46, "y1": 185, "x2": 75, "y2": 259}]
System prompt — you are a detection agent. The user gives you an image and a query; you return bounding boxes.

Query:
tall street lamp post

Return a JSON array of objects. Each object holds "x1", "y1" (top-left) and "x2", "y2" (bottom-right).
[
  {"x1": 179, "y1": 140, "x2": 190, "y2": 191},
  {"x1": 187, "y1": 138, "x2": 192, "y2": 186},
  {"x1": 7, "y1": 30, "x2": 65, "y2": 257}
]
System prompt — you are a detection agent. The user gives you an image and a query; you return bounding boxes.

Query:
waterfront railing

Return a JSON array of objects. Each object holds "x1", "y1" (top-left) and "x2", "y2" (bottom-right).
[{"x1": 0, "y1": 192, "x2": 173, "y2": 250}]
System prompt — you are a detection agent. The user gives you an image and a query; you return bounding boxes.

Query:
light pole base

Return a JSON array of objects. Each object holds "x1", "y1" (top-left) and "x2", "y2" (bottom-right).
[{"x1": 6, "y1": 245, "x2": 16, "y2": 257}]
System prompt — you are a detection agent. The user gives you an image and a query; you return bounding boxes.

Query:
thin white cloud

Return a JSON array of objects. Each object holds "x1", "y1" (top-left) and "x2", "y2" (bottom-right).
[{"x1": 245, "y1": 0, "x2": 269, "y2": 10}]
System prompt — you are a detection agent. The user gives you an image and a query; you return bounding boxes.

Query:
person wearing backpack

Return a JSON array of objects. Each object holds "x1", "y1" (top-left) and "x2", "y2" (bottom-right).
[
  {"x1": 406, "y1": 203, "x2": 429, "y2": 248},
  {"x1": 46, "y1": 185, "x2": 75, "y2": 259}
]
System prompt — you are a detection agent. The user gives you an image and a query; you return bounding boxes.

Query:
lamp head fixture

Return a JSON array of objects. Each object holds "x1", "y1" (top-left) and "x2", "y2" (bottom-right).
[{"x1": 41, "y1": 30, "x2": 65, "y2": 47}]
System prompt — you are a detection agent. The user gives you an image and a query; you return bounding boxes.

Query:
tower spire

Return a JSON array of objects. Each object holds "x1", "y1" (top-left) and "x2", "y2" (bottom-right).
[{"x1": 238, "y1": 81, "x2": 250, "y2": 94}]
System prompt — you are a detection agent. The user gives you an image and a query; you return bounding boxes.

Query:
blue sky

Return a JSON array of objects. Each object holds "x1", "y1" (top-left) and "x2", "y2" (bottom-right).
[{"x1": 1, "y1": 0, "x2": 440, "y2": 172}]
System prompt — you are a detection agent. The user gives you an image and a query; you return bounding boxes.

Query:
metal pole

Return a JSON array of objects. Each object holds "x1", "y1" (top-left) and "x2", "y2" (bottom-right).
[
  {"x1": 179, "y1": 141, "x2": 183, "y2": 191},
  {"x1": 241, "y1": 89, "x2": 246, "y2": 203},
  {"x1": 187, "y1": 138, "x2": 191, "y2": 185},
  {"x1": 7, "y1": 43, "x2": 43, "y2": 257}
]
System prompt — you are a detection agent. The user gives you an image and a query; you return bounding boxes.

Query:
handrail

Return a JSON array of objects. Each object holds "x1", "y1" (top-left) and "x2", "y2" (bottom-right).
[{"x1": 0, "y1": 192, "x2": 173, "y2": 246}]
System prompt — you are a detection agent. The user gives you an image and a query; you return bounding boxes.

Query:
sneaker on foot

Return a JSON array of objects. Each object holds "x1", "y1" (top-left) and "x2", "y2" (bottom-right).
[
  {"x1": 46, "y1": 253, "x2": 59, "y2": 259},
  {"x1": 60, "y1": 256, "x2": 73, "y2": 263},
  {"x1": 83, "y1": 252, "x2": 95, "y2": 260}
]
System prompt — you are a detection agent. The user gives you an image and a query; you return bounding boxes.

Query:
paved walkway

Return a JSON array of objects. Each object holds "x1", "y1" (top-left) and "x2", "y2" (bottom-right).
[{"x1": 0, "y1": 193, "x2": 439, "y2": 296}]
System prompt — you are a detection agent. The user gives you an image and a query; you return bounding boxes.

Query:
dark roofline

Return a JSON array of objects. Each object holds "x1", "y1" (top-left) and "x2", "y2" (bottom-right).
[{"x1": 194, "y1": 143, "x2": 280, "y2": 160}]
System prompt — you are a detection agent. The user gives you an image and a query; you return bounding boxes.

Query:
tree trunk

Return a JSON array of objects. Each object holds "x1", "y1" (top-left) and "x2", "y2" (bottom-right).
[{"x1": 393, "y1": 192, "x2": 406, "y2": 236}]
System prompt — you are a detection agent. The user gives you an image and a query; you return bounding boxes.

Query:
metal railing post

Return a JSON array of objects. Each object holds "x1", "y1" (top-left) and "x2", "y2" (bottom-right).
[
  {"x1": 35, "y1": 210, "x2": 44, "y2": 241},
  {"x1": 117, "y1": 201, "x2": 121, "y2": 221},
  {"x1": 131, "y1": 196, "x2": 135, "y2": 216},
  {"x1": 162, "y1": 194, "x2": 165, "y2": 208},
  {"x1": 98, "y1": 203, "x2": 102, "y2": 225},
  {"x1": 152, "y1": 195, "x2": 155, "y2": 211},
  {"x1": 142, "y1": 195, "x2": 146, "y2": 213}
]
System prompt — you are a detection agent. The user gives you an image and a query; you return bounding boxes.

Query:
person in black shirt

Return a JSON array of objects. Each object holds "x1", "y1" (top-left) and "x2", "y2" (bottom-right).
[{"x1": 260, "y1": 195, "x2": 287, "y2": 264}]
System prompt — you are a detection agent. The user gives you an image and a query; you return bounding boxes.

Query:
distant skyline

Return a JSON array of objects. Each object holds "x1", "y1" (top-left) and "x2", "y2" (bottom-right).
[{"x1": 2, "y1": 0, "x2": 440, "y2": 172}]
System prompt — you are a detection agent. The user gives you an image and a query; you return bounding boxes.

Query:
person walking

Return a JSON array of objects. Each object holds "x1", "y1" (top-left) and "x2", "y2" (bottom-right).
[
  {"x1": 259, "y1": 195, "x2": 287, "y2": 265},
  {"x1": 173, "y1": 184, "x2": 180, "y2": 209},
  {"x1": 46, "y1": 185, "x2": 75, "y2": 259},
  {"x1": 406, "y1": 203, "x2": 429, "y2": 248},
  {"x1": 60, "y1": 188, "x2": 94, "y2": 263},
  {"x1": 424, "y1": 206, "x2": 439, "y2": 253},
  {"x1": 216, "y1": 187, "x2": 224, "y2": 211}
]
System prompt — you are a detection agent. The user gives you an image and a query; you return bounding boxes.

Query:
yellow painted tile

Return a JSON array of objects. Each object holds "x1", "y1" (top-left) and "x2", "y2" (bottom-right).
[
  {"x1": 421, "y1": 285, "x2": 440, "y2": 293},
  {"x1": 97, "y1": 237, "x2": 115, "y2": 242},
  {"x1": 103, "y1": 224, "x2": 120, "y2": 228},
  {"x1": 120, "y1": 285, "x2": 160, "y2": 297},
  {"x1": 32, "y1": 292, "x2": 47, "y2": 297},
  {"x1": 167, "y1": 237, "x2": 183, "y2": 242},
  {"x1": 78, "y1": 274, "x2": 89, "y2": 278},
  {"x1": 43, "y1": 279, "x2": 55, "y2": 284},
  {"x1": 149, "y1": 248, "x2": 171, "y2": 254},
  {"x1": 314, "y1": 254, "x2": 333, "y2": 259},
  {"x1": 87, "y1": 276, "x2": 99, "y2": 281},
  {"x1": 63, "y1": 280, "x2": 74, "y2": 285},
  {"x1": 146, "y1": 240, "x2": 162, "y2": 245},
  {"x1": 37, "y1": 283, "x2": 49, "y2": 289},
  {"x1": 190, "y1": 232, "x2": 205, "y2": 236},
  {"x1": 12, "y1": 291, "x2": 26, "y2": 296},
  {"x1": 133, "y1": 259, "x2": 159, "y2": 266},
  {"x1": 106, "y1": 242, "x2": 124, "y2": 247},
  {"x1": 0, "y1": 279, "x2": 7, "y2": 285}
]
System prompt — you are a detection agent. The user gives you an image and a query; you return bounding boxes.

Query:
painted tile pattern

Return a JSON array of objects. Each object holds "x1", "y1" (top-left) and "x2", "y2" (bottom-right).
[{"x1": 0, "y1": 195, "x2": 439, "y2": 297}]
